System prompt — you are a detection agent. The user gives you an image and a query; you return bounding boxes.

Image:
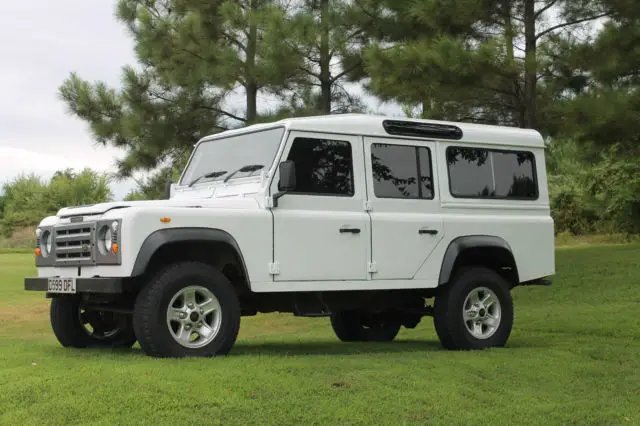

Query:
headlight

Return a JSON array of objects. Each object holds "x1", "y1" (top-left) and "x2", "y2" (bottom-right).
[
  {"x1": 40, "y1": 230, "x2": 52, "y2": 257},
  {"x1": 97, "y1": 225, "x2": 113, "y2": 255}
]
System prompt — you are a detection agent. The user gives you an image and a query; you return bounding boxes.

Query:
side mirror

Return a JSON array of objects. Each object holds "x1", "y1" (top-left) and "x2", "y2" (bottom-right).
[
  {"x1": 163, "y1": 179, "x2": 173, "y2": 199},
  {"x1": 271, "y1": 161, "x2": 296, "y2": 208},
  {"x1": 278, "y1": 160, "x2": 296, "y2": 191}
]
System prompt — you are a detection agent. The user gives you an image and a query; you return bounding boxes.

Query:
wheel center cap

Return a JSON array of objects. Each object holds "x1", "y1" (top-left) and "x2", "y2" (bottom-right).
[
  {"x1": 479, "y1": 308, "x2": 486, "y2": 317},
  {"x1": 189, "y1": 312, "x2": 200, "y2": 322}
]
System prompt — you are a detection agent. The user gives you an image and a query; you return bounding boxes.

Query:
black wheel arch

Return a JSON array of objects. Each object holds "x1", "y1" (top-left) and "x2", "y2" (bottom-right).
[
  {"x1": 437, "y1": 235, "x2": 519, "y2": 286},
  {"x1": 130, "y1": 227, "x2": 251, "y2": 289}
]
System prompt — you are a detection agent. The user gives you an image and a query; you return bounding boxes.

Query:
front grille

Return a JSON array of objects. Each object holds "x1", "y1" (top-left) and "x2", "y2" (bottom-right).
[{"x1": 54, "y1": 223, "x2": 95, "y2": 266}]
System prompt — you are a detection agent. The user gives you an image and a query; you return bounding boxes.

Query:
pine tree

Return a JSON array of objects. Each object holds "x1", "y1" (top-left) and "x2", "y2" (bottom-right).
[
  {"x1": 59, "y1": 0, "x2": 302, "y2": 178},
  {"x1": 558, "y1": 0, "x2": 640, "y2": 153},
  {"x1": 359, "y1": 0, "x2": 612, "y2": 131},
  {"x1": 279, "y1": 0, "x2": 373, "y2": 114}
]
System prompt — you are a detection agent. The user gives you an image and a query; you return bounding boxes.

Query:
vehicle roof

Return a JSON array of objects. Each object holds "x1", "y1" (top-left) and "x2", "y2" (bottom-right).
[{"x1": 199, "y1": 113, "x2": 545, "y2": 148}]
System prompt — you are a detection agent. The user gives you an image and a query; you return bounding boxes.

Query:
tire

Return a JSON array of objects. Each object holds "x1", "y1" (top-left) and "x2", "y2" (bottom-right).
[
  {"x1": 330, "y1": 311, "x2": 401, "y2": 342},
  {"x1": 133, "y1": 261, "x2": 240, "y2": 358},
  {"x1": 50, "y1": 296, "x2": 137, "y2": 349},
  {"x1": 433, "y1": 266, "x2": 513, "y2": 350}
]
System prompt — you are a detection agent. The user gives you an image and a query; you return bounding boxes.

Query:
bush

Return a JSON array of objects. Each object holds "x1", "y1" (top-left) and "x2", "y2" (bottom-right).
[
  {"x1": 588, "y1": 146, "x2": 640, "y2": 234},
  {"x1": 546, "y1": 139, "x2": 640, "y2": 235},
  {"x1": 0, "y1": 169, "x2": 112, "y2": 236}
]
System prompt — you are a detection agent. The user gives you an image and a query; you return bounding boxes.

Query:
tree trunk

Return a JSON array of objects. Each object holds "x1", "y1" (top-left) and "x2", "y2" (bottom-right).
[
  {"x1": 318, "y1": 0, "x2": 331, "y2": 114},
  {"x1": 504, "y1": 0, "x2": 525, "y2": 128},
  {"x1": 523, "y1": 0, "x2": 537, "y2": 129},
  {"x1": 246, "y1": 0, "x2": 258, "y2": 123}
]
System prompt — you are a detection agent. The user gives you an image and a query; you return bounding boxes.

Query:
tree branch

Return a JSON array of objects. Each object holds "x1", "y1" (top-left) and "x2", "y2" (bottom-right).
[
  {"x1": 535, "y1": 13, "x2": 610, "y2": 40},
  {"x1": 534, "y1": 0, "x2": 559, "y2": 19},
  {"x1": 299, "y1": 66, "x2": 321, "y2": 79},
  {"x1": 481, "y1": 84, "x2": 518, "y2": 98},
  {"x1": 330, "y1": 60, "x2": 362, "y2": 83},
  {"x1": 345, "y1": 27, "x2": 365, "y2": 41},
  {"x1": 353, "y1": 0, "x2": 378, "y2": 22},
  {"x1": 196, "y1": 105, "x2": 247, "y2": 123},
  {"x1": 147, "y1": 90, "x2": 247, "y2": 123},
  {"x1": 222, "y1": 31, "x2": 247, "y2": 52}
]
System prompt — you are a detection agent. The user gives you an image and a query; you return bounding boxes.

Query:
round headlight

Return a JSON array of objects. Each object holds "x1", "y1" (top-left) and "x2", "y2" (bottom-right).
[
  {"x1": 98, "y1": 225, "x2": 113, "y2": 255},
  {"x1": 104, "y1": 228, "x2": 113, "y2": 252},
  {"x1": 40, "y1": 230, "x2": 52, "y2": 257}
]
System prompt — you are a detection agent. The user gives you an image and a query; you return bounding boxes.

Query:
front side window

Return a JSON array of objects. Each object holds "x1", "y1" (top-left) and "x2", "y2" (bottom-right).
[
  {"x1": 286, "y1": 137, "x2": 354, "y2": 196},
  {"x1": 371, "y1": 143, "x2": 434, "y2": 199},
  {"x1": 446, "y1": 146, "x2": 538, "y2": 199},
  {"x1": 180, "y1": 127, "x2": 285, "y2": 186}
]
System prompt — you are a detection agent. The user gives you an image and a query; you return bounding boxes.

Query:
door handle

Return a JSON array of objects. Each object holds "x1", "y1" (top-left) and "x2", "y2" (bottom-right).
[
  {"x1": 419, "y1": 228, "x2": 438, "y2": 235},
  {"x1": 339, "y1": 226, "x2": 361, "y2": 234}
]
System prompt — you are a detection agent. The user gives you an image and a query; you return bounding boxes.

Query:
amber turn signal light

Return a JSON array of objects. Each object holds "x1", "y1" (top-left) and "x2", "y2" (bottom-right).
[
  {"x1": 160, "y1": 217, "x2": 171, "y2": 223},
  {"x1": 112, "y1": 243, "x2": 119, "y2": 254},
  {"x1": 35, "y1": 248, "x2": 41, "y2": 256}
]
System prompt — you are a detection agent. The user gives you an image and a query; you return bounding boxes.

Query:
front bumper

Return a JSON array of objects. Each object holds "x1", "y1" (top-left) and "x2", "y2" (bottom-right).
[{"x1": 24, "y1": 277, "x2": 124, "y2": 294}]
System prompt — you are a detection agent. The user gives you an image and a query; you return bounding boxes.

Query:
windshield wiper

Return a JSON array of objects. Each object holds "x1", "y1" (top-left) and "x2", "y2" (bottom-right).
[
  {"x1": 222, "y1": 164, "x2": 264, "y2": 183},
  {"x1": 188, "y1": 170, "x2": 228, "y2": 187}
]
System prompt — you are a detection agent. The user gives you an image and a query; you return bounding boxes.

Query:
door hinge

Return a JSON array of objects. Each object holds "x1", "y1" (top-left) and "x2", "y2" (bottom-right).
[
  {"x1": 268, "y1": 262, "x2": 280, "y2": 275},
  {"x1": 364, "y1": 200, "x2": 372, "y2": 211},
  {"x1": 367, "y1": 261, "x2": 377, "y2": 273},
  {"x1": 265, "y1": 196, "x2": 274, "y2": 209}
]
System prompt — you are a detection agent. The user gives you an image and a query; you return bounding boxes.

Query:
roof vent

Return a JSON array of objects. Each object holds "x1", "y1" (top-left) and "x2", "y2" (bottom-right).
[{"x1": 382, "y1": 120, "x2": 463, "y2": 140}]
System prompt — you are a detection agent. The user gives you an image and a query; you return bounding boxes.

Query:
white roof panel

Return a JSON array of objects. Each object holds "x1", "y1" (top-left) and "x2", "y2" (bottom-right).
[{"x1": 201, "y1": 114, "x2": 544, "y2": 148}]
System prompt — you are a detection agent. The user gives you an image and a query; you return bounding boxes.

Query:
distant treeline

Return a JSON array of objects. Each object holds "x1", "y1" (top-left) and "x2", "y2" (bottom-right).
[{"x1": 0, "y1": 169, "x2": 111, "y2": 238}]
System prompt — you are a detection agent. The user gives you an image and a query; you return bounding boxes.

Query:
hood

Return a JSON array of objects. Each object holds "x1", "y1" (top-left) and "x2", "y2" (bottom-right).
[
  {"x1": 57, "y1": 193, "x2": 263, "y2": 218},
  {"x1": 57, "y1": 199, "x2": 184, "y2": 218},
  {"x1": 57, "y1": 180, "x2": 266, "y2": 218}
]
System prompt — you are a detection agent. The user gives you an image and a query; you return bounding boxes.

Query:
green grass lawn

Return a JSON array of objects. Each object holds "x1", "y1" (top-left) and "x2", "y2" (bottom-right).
[{"x1": 1, "y1": 245, "x2": 639, "y2": 425}]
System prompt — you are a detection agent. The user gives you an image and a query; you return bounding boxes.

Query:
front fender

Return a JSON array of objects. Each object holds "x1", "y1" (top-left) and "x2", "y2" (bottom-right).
[{"x1": 130, "y1": 227, "x2": 249, "y2": 279}]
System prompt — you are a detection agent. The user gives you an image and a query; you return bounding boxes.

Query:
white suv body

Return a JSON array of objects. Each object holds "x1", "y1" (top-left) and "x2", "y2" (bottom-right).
[{"x1": 26, "y1": 114, "x2": 554, "y2": 357}]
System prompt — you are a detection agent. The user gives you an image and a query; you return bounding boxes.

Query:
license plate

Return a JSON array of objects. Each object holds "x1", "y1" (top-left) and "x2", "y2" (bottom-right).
[{"x1": 47, "y1": 277, "x2": 76, "y2": 294}]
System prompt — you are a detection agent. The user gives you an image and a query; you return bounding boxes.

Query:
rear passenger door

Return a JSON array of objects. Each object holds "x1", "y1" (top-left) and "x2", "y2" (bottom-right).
[{"x1": 364, "y1": 137, "x2": 444, "y2": 280}]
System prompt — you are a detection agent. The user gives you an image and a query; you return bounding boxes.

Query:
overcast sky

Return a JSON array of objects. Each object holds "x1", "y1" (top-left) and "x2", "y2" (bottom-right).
[{"x1": 0, "y1": 0, "x2": 137, "y2": 199}]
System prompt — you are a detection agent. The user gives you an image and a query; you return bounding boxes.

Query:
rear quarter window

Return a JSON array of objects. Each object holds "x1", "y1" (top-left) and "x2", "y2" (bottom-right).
[{"x1": 446, "y1": 146, "x2": 538, "y2": 200}]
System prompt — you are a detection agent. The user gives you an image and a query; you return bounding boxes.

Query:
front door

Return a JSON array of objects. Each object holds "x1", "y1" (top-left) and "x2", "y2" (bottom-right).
[
  {"x1": 271, "y1": 131, "x2": 370, "y2": 282},
  {"x1": 364, "y1": 137, "x2": 444, "y2": 280}
]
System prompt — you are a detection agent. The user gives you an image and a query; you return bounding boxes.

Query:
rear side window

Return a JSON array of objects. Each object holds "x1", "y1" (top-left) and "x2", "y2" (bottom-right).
[
  {"x1": 371, "y1": 143, "x2": 434, "y2": 199},
  {"x1": 446, "y1": 147, "x2": 538, "y2": 199}
]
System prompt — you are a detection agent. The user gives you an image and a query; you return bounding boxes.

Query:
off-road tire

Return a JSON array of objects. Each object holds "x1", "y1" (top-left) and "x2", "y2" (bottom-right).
[
  {"x1": 330, "y1": 311, "x2": 401, "y2": 342},
  {"x1": 434, "y1": 266, "x2": 513, "y2": 350},
  {"x1": 133, "y1": 261, "x2": 241, "y2": 358},
  {"x1": 50, "y1": 296, "x2": 137, "y2": 349}
]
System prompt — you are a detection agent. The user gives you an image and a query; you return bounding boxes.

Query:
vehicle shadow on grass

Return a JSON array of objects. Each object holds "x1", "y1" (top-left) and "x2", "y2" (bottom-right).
[
  {"x1": 53, "y1": 338, "x2": 546, "y2": 359},
  {"x1": 231, "y1": 339, "x2": 443, "y2": 356}
]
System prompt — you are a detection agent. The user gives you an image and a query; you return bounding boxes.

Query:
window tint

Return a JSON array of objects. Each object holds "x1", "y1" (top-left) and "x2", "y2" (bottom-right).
[
  {"x1": 371, "y1": 143, "x2": 434, "y2": 199},
  {"x1": 446, "y1": 147, "x2": 537, "y2": 199},
  {"x1": 285, "y1": 137, "x2": 354, "y2": 196}
]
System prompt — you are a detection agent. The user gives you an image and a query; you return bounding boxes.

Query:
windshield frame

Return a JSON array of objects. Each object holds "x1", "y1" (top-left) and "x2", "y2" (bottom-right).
[{"x1": 178, "y1": 124, "x2": 287, "y2": 187}]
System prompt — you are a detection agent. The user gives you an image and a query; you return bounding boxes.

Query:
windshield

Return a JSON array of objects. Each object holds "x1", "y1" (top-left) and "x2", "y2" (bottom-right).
[{"x1": 180, "y1": 126, "x2": 285, "y2": 186}]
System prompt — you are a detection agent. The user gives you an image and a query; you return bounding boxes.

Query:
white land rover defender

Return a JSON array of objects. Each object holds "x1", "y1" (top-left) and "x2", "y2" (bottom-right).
[{"x1": 25, "y1": 114, "x2": 554, "y2": 357}]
